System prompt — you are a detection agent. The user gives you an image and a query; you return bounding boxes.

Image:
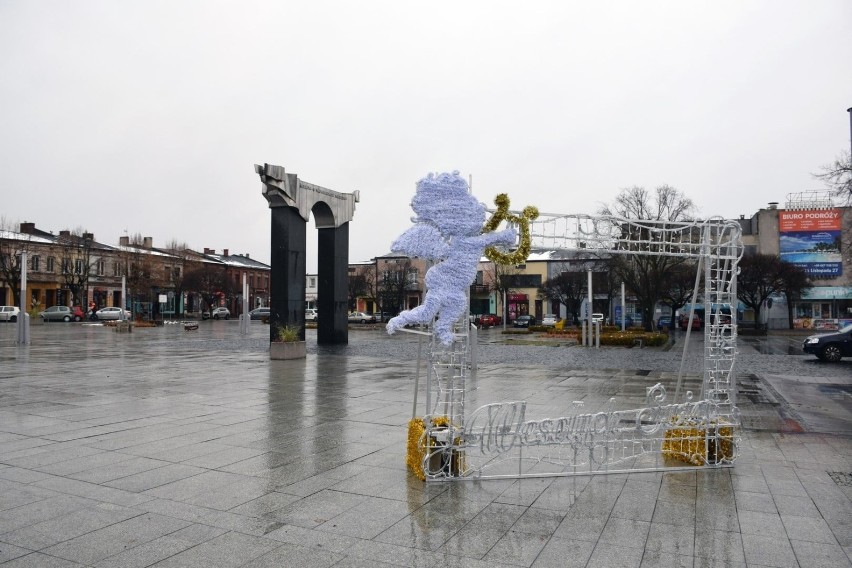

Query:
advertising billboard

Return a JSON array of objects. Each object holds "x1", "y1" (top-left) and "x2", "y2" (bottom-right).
[{"x1": 778, "y1": 209, "x2": 842, "y2": 278}]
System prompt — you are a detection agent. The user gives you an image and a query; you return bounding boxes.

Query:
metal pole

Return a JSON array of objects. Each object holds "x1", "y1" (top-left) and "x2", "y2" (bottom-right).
[
  {"x1": 17, "y1": 252, "x2": 29, "y2": 344},
  {"x1": 240, "y1": 273, "x2": 248, "y2": 335},
  {"x1": 121, "y1": 275, "x2": 127, "y2": 320},
  {"x1": 587, "y1": 269, "x2": 593, "y2": 348},
  {"x1": 847, "y1": 107, "x2": 852, "y2": 160},
  {"x1": 621, "y1": 282, "x2": 626, "y2": 332}
]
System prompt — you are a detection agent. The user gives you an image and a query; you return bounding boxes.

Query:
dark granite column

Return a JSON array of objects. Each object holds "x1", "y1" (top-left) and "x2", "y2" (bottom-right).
[
  {"x1": 317, "y1": 223, "x2": 349, "y2": 344},
  {"x1": 269, "y1": 206, "x2": 306, "y2": 342}
]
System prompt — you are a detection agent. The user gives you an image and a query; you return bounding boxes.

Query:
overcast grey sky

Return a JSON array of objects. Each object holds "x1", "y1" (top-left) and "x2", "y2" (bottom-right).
[{"x1": 2, "y1": 1, "x2": 851, "y2": 272}]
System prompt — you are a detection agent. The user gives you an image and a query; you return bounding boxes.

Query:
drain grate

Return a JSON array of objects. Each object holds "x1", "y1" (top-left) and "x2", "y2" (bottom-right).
[{"x1": 827, "y1": 472, "x2": 852, "y2": 487}]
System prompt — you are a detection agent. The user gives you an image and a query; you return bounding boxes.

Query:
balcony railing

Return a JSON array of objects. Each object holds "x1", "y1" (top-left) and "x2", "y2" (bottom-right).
[{"x1": 470, "y1": 284, "x2": 490, "y2": 295}]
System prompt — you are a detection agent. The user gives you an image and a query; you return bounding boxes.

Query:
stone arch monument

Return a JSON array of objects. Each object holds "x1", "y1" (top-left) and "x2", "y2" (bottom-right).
[{"x1": 256, "y1": 163, "x2": 359, "y2": 345}]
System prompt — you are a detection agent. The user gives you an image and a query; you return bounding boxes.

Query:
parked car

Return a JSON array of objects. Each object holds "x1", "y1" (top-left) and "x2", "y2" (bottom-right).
[
  {"x1": 211, "y1": 307, "x2": 230, "y2": 320},
  {"x1": 803, "y1": 323, "x2": 852, "y2": 362},
  {"x1": 477, "y1": 313, "x2": 502, "y2": 327},
  {"x1": 39, "y1": 305, "x2": 77, "y2": 322},
  {"x1": 250, "y1": 307, "x2": 270, "y2": 320},
  {"x1": 679, "y1": 314, "x2": 701, "y2": 331},
  {"x1": 657, "y1": 316, "x2": 672, "y2": 330},
  {"x1": 304, "y1": 308, "x2": 318, "y2": 321},
  {"x1": 541, "y1": 314, "x2": 558, "y2": 326},
  {"x1": 348, "y1": 311, "x2": 376, "y2": 324},
  {"x1": 513, "y1": 315, "x2": 536, "y2": 328},
  {"x1": 0, "y1": 306, "x2": 20, "y2": 322},
  {"x1": 614, "y1": 315, "x2": 633, "y2": 328},
  {"x1": 94, "y1": 307, "x2": 131, "y2": 321}
]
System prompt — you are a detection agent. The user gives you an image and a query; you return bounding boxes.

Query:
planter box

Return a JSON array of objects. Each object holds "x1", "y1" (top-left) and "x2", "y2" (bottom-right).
[{"x1": 270, "y1": 341, "x2": 306, "y2": 360}]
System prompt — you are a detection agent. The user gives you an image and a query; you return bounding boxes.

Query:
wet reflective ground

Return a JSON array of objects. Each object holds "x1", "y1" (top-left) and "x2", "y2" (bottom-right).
[{"x1": 0, "y1": 322, "x2": 850, "y2": 567}]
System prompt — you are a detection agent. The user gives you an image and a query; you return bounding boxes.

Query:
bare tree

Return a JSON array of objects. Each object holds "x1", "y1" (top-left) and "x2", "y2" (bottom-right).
[
  {"x1": 57, "y1": 229, "x2": 97, "y2": 307},
  {"x1": 379, "y1": 258, "x2": 416, "y2": 315},
  {"x1": 0, "y1": 218, "x2": 34, "y2": 307},
  {"x1": 813, "y1": 150, "x2": 852, "y2": 205},
  {"x1": 163, "y1": 239, "x2": 192, "y2": 316},
  {"x1": 483, "y1": 263, "x2": 520, "y2": 320},
  {"x1": 348, "y1": 271, "x2": 369, "y2": 312},
  {"x1": 660, "y1": 262, "x2": 700, "y2": 321},
  {"x1": 736, "y1": 253, "x2": 786, "y2": 329},
  {"x1": 538, "y1": 269, "x2": 586, "y2": 324},
  {"x1": 777, "y1": 261, "x2": 812, "y2": 329},
  {"x1": 183, "y1": 261, "x2": 231, "y2": 314},
  {"x1": 600, "y1": 185, "x2": 696, "y2": 330}
]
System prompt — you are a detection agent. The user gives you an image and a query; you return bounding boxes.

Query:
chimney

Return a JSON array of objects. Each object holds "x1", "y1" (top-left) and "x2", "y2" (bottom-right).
[
  {"x1": 223, "y1": 249, "x2": 229, "y2": 256},
  {"x1": 740, "y1": 214, "x2": 745, "y2": 219},
  {"x1": 143, "y1": 237, "x2": 153, "y2": 249},
  {"x1": 119, "y1": 236, "x2": 129, "y2": 246},
  {"x1": 768, "y1": 202, "x2": 778, "y2": 210},
  {"x1": 83, "y1": 232, "x2": 94, "y2": 241},
  {"x1": 245, "y1": 253, "x2": 250, "y2": 258},
  {"x1": 19, "y1": 222, "x2": 35, "y2": 234},
  {"x1": 204, "y1": 247, "x2": 213, "y2": 254},
  {"x1": 59, "y1": 230, "x2": 71, "y2": 237}
]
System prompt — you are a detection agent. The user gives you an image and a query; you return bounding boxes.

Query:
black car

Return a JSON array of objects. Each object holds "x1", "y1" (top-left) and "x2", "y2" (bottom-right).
[
  {"x1": 513, "y1": 315, "x2": 536, "y2": 328},
  {"x1": 803, "y1": 323, "x2": 852, "y2": 362}
]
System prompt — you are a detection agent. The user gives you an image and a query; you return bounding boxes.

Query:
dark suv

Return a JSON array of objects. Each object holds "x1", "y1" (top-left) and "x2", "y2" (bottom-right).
[{"x1": 803, "y1": 323, "x2": 852, "y2": 362}]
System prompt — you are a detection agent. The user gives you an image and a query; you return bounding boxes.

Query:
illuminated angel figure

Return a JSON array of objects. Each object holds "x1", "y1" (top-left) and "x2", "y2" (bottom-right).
[{"x1": 386, "y1": 171, "x2": 516, "y2": 345}]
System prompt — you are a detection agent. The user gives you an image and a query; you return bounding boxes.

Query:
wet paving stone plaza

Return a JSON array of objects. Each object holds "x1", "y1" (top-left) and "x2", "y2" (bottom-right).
[{"x1": 1, "y1": 321, "x2": 851, "y2": 567}]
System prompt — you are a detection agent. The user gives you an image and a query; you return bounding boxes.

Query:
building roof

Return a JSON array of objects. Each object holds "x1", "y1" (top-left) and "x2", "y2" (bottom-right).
[
  {"x1": 204, "y1": 253, "x2": 270, "y2": 270},
  {"x1": 0, "y1": 230, "x2": 55, "y2": 245}
]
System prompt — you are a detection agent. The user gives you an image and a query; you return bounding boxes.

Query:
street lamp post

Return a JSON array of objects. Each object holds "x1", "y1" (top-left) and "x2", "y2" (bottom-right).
[{"x1": 847, "y1": 107, "x2": 851, "y2": 159}]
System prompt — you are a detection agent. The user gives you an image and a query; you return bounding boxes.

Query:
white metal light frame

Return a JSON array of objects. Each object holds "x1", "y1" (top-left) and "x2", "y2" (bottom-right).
[{"x1": 417, "y1": 213, "x2": 743, "y2": 481}]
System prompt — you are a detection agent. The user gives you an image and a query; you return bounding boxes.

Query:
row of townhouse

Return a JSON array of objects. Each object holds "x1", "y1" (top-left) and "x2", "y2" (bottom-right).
[
  {"x1": 343, "y1": 197, "x2": 850, "y2": 330},
  {"x1": 0, "y1": 222, "x2": 271, "y2": 319},
  {"x1": 343, "y1": 250, "x2": 617, "y2": 324}
]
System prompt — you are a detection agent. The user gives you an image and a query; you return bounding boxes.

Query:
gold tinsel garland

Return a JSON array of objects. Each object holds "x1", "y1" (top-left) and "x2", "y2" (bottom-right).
[
  {"x1": 661, "y1": 416, "x2": 735, "y2": 466},
  {"x1": 406, "y1": 416, "x2": 464, "y2": 481},
  {"x1": 482, "y1": 194, "x2": 539, "y2": 265}
]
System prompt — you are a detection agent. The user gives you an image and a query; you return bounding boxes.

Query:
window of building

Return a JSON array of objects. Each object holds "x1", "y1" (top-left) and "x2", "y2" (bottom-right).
[
  {"x1": 406, "y1": 269, "x2": 418, "y2": 284},
  {"x1": 501, "y1": 274, "x2": 542, "y2": 288},
  {"x1": 96, "y1": 260, "x2": 105, "y2": 276},
  {"x1": 62, "y1": 258, "x2": 71, "y2": 273},
  {"x1": 47, "y1": 257, "x2": 55, "y2": 273},
  {"x1": 74, "y1": 259, "x2": 83, "y2": 274},
  {"x1": 309, "y1": 277, "x2": 316, "y2": 288},
  {"x1": 31, "y1": 255, "x2": 40, "y2": 272},
  {"x1": 249, "y1": 274, "x2": 254, "y2": 288}
]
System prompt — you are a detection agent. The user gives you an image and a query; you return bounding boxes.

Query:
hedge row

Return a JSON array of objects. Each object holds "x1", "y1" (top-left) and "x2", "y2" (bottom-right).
[{"x1": 529, "y1": 326, "x2": 668, "y2": 347}]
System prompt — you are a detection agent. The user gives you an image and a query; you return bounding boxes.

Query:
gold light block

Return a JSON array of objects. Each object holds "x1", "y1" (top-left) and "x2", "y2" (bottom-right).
[{"x1": 662, "y1": 417, "x2": 735, "y2": 466}]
